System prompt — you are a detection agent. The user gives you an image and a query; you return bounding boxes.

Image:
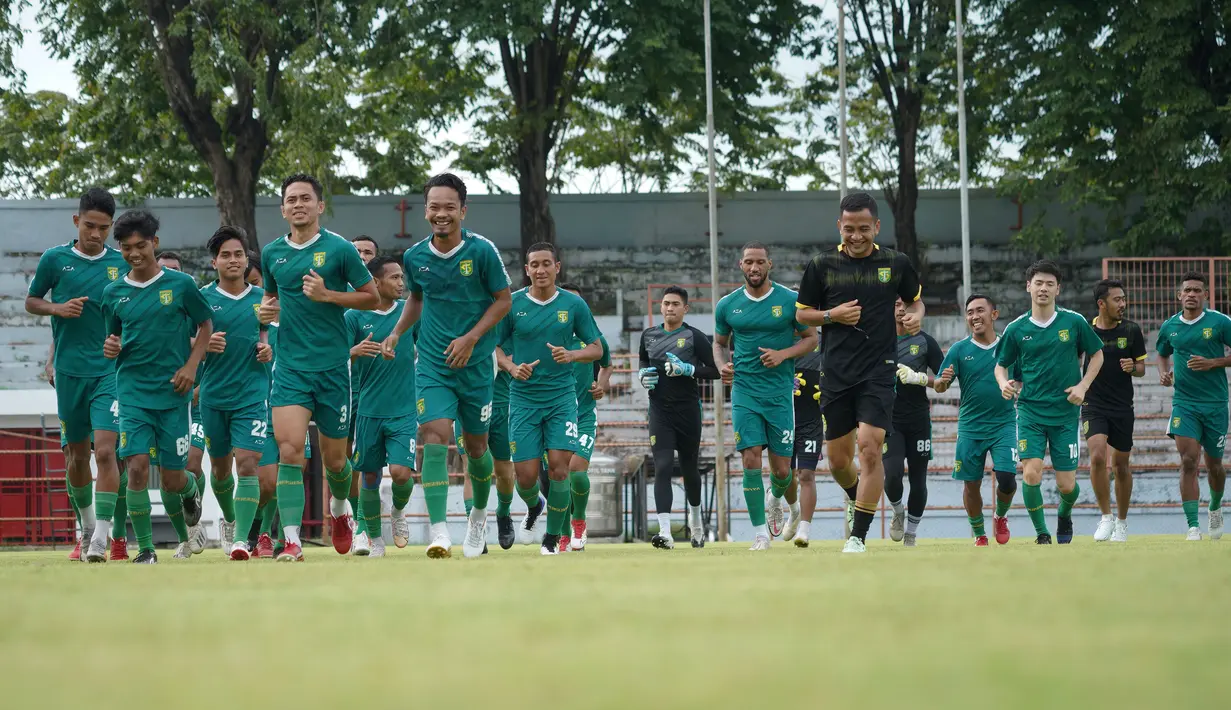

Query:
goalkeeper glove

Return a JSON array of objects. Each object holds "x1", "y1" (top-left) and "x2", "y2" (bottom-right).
[
  {"x1": 664, "y1": 353, "x2": 695, "y2": 377},
  {"x1": 639, "y1": 366, "x2": 659, "y2": 390},
  {"x1": 896, "y1": 363, "x2": 929, "y2": 387}
]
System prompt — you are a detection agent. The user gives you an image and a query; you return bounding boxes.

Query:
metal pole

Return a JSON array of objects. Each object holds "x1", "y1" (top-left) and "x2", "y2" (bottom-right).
[
  {"x1": 838, "y1": 0, "x2": 848, "y2": 198},
  {"x1": 703, "y1": 0, "x2": 728, "y2": 542},
  {"x1": 956, "y1": 0, "x2": 972, "y2": 303}
]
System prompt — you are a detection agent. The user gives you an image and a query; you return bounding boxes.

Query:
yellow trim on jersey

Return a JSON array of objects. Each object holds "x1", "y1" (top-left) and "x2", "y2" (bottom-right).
[
  {"x1": 909, "y1": 285, "x2": 922, "y2": 302},
  {"x1": 796, "y1": 302, "x2": 811, "y2": 310},
  {"x1": 1135, "y1": 354, "x2": 1148, "y2": 361}
]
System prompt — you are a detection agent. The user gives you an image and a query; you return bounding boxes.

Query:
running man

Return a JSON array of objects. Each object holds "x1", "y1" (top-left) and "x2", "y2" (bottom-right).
[
  {"x1": 346, "y1": 234, "x2": 379, "y2": 554},
  {"x1": 260, "y1": 173, "x2": 378, "y2": 562},
  {"x1": 934, "y1": 294, "x2": 1019, "y2": 546},
  {"x1": 885, "y1": 297, "x2": 944, "y2": 546},
  {"x1": 714, "y1": 243, "x2": 818, "y2": 551},
  {"x1": 1157, "y1": 271, "x2": 1231, "y2": 541},
  {"x1": 639, "y1": 285, "x2": 719, "y2": 549},
  {"x1": 346, "y1": 255, "x2": 418, "y2": 558},
  {"x1": 795, "y1": 192, "x2": 924, "y2": 554},
  {"x1": 381, "y1": 173, "x2": 512, "y2": 559},
  {"x1": 198, "y1": 228, "x2": 274, "y2": 560},
  {"x1": 101, "y1": 210, "x2": 213, "y2": 563},
  {"x1": 1084, "y1": 279, "x2": 1146, "y2": 543},
  {"x1": 784, "y1": 340, "x2": 823, "y2": 547},
  {"x1": 995, "y1": 260, "x2": 1104, "y2": 545},
  {"x1": 26, "y1": 188, "x2": 127, "y2": 562}
]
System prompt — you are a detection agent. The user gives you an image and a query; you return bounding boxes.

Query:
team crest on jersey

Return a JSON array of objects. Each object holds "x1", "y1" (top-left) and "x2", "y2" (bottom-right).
[
  {"x1": 677, "y1": 337, "x2": 686, "y2": 348},
  {"x1": 1172, "y1": 416, "x2": 1182, "y2": 430},
  {"x1": 1203, "y1": 327, "x2": 1213, "y2": 339},
  {"x1": 312, "y1": 252, "x2": 326, "y2": 267},
  {"x1": 510, "y1": 441, "x2": 517, "y2": 454},
  {"x1": 416, "y1": 399, "x2": 425, "y2": 415},
  {"x1": 159, "y1": 289, "x2": 173, "y2": 305},
  {"x1": 649, "y1": 435, "x2": 656, "y2": 446},
  {"x1": 120, "y1": 432, "x2": 127, "y2": 447},
  {"x1": 771, "y1": 305, "x2": 782, "y2": 318},
  {"x1": 1018, "y1": 439, "x2": 1027, "y2": 452},
  {"x1": 106, "y1": 266, "x2": 119, "y2": 280},
  {"x1": 1082, "y1": 420, "x2": 1089, "y2": 435},
  {"x1": 877, "y1": 267, "x2": 891, "y2": 283},
  {"x1": 558, "y1": 310, "x2": 569, "y2": 323},
  {"x1": 253, "y1": 304, "x2": 261, "y2": 319},
  {"x1": 910, "y1": 344, "x2": 920, "y2": 355},
  {"x1": 954, "y1": 461, "x2": 962, "y2": 473},
  {"x1": 1058, "y1": 329, "x2": 1070, "y2": 342},
  {"x1": 459, "y1": 259, "x2": 473, "y2": 277},
  {"x1": 1116, "y1": 337, "x2": 1127, "y2": 349}
]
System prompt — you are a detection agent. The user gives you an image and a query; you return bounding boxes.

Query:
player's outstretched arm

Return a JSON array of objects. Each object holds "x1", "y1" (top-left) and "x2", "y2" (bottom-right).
[
  {"x1": 691, "y1": 329, "x2": 720, "y2": 380},
  {"x1": 713, "y1": 333, "x2": 734, "y2": 384},
  {"x1": 775, "y1": 328, "x2": 818, "y2": 362},
  {"x1": 381, "y1": 292, "x2": 423, "y2": 358},
  {"x1": 465, "y1": 287, "x2": 512, "y2": 342},
  {"x1": 1067, "y1": 349, "x2": 1103, "y2": 404},
  {"x1": 306, "y1": 274, "x2": 379, "y2": 310}
]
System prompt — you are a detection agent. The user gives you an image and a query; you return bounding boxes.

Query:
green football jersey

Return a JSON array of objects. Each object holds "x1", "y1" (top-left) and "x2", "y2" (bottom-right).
[
  {"x1": 261, "y1": 229, "x2": 372, "y2": 373},
  {"x1": 498, "y1": 288, "x2": 602, "y2": 406},
  {"x1": 714, "y1": 283, "x2": 809, "y2": 404},
  {"x1": 996, "y1": 307, "x2": 1103, "y2": 424},
  {"x1": 574, "y1": 334, "x2": 612, "y2": 419},
  {"x1": 199, "y1": 282, "x2": 268, "y2": 410},
  {"x1": 493, "y1": 368, "x2": 512, "y2": 407},
  {"x1": 403, "y1": 230, "x2": 510, "y2": 372},
  {"x1": 101, "y1": 268, "x2": 213, "y2": 409},
  {"x1": 346, "y1": 301, "x2": 418, "y2": 419},
  {"x1": 1157, "y1": 309, "x2": 1231, "y2": 407},
  {"x1": 27, "y1": 241, "x2": 129, "y2": 377},
  {"x1": 940, "y1": 336, "x2": 1017, "y2": 438}
]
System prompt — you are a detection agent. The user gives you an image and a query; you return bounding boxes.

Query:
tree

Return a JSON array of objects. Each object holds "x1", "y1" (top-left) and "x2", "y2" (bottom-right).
[{"x1": 984, "y1": 0, "x2": 1231, "y2": 256}]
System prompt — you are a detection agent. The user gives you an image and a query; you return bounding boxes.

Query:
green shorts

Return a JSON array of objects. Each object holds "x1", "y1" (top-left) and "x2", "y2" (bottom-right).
[
  {"x1": 575, "y1": 411, "x2": 597, "y2": 462},
  {"x1": 201, "y1": 401, "x2": 270, "y2": 459},
  {"x1": 509, "y1": 397, "x2": 578, "y2": 463},
  {"x1": 416, "y1": 358, "x2": 494, "y2": 435},
  {"x1": 1016, "y1": 414, "x2": 1080, "y2": 471},
  {"x1": 353, "y1": 414, "x2": 417, "y2": 472},
  {"x1": 119, "y1": 403, "x2": 191, "y2": 471},
  {"x1": 190, "y1": 400, "x2": 205, "y2": 451},
  {"x1": 56, "y1": 373, "x2": 119, "y2": 444},
  {"x1": 453, "y1": 402, "x2": 511, "y2": 460},
  {"x1": 1168, "y1": 403, "x2": 1228, "y2": 458},
  {"x1": 270, "y1": 363, "x2": 351, "y2": 439},
  {"x1": 347, "y1": 389, "x2": 359, "y2": 440},
  {"x1": 732, "y1": 391, "x2": 795, "y2": 457},
  {"x1": 953, "y1": 422, "x2": 1018, "y2": 481}
]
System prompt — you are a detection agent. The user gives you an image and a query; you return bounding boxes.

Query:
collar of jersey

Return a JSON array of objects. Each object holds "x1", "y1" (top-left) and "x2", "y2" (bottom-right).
[
  {"x1": 1028, "y1": 310, "x2": 1058, "y2": 329},
  {"x1": 971, "y1": 336, "x2": 999, "y2": 350},
  {"x1": 526, "y1": 288, "x2": 560, "y2": 306},
  {"x1": 742, "y1": 284, "x2": 775, "y2": 302},
  {"x1": 661, "y1": 323, "x2": 687, "y2": 336},
  {"x1": 373, "y1": 300, "x2": 402, "y2": 316},
  {"x1": 215, "y1": 283, "x2": 253, "y2": 301},
  {"x1": 1179, "y1": 310, "x2": 1207, "y2": 325},
  {"x1": 837, "y1": 243, "x2": 880, "y2": 253},
  {"x1": 124, "y1": 268, "x2": 167, "y2": 288},
  {"x1": 428, "y1": 230, "x2": 467, "y2": 259},
  {"x1": 284, "y1": 232, "x2": 322, "y2": 250},
  {"x1": 70, "y1": 242, "x2": 111, "y2": 261}
]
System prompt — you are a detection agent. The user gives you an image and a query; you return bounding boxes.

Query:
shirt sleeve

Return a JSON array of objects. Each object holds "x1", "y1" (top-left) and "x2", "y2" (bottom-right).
[
  {"x1": 102, "y1": 290, "x2": 120, "y2": 336},
  {"x1": 795, "y1": 257, "x2": 825, "y2": 310},
  {"x1": 342, "y1": 243, "x2": 373, "y2": 290},
  {"x1": 1156, "y1": 323, "x2": 1173, "y2": 356},
  {"x1": 28, "y1": 251, "x2": 57, "y2": 299},
  {"x1": 938, "y1": 341, "x2": 958, "y2": 379},
  {"x1": 598, "y1": 335, "x2": 612, "y2": 368},
  {"x1": 573, "y1": 302, "x2": 602, "y2": 345},
  {"x1": 996, "y1": 325, "x2": 1020, "y2": 369},
  {"x1": 1131, "y1": 323, "x2": 1148, "y2": 361},
  {"x1": 690, "y1": 327, "x2": 720, "y2": 381},
  {"x1": 261, "y1": 250, "x2": 278, "y2": 296},
  {"x1": 183, "y1": 280, "x2": 214, "y2": 326},
  {"x1": 344, "y1": 311, "x2": 360, "y2": 345},
  {"x1": 403, "y1": 248, "x2": 422, "y2": 295},
  {"x1": 481, "y1": 240, "x2": 512, "y2": 295},
  {"x1": 925, "y1": 332, "x2": 944, "y2": 374},
  {"x1": 1077, "y1": 314, "x2": 1103, "y2": 357},
  {"x1": 895, "y1": 251, "x2": 922, "y2": 303},
  {"x1": 714, "y1": 298, "x2": 730, "y2": 337},
  {"x1": 638, "y1": 330, "x2": 650, "y2": 368}
]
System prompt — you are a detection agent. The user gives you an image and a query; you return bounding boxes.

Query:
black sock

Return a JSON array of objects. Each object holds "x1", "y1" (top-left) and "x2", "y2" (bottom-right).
[
  {"x1": 852, "y1": 508, "x2": 875, "y2": 542},
  {"x1": 843, "y1": 483, "x2": 859, "y2": 502}
]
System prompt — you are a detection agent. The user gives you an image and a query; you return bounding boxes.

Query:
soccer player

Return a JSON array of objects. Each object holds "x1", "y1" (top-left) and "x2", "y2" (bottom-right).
[
  {"x1": 196, "y1": 228, "x2": 274, "y2": 560},
  {"x1": 714, "y1": 243, "x2": 818, "y2": 551},
  {"x1": 346, "y1": 255, "x2": 418, "y2": 558},
  {"x1": 639, "y1": 286, "x2": 719, "y2": 549},
  {"x1": 496, "y1": 244, "x2": 603, "y2": 555},
  {"x1": 796, "y1": 192, "x2": 924, "y2": 554},
  {"x1": 101, "y1": 210, "x2": 213, "y2": 563},
  {"x1": 784, "y1": 342, "x2": 823, "y2": 547},
  {"x1": 346, "y1": 234, "x2": 379, "y2": 555},
  {"x1": 1084, "y1": 279, "x2": 1146, "y2": 543},
  {"x1": 26, "y1": 188, "x2": 127, "y2": 562},
  {"x1": 382, "y1": 173, "x2": 511, "y2": 559},
  {"x1": 885, "y1": 297, "x2": 944, "y2": 546},
  {"x1": 259, "y1": 173, "x2": 378, "y2": 562},
  {"x1": 934, "y1": 294, "x2": 1019, "y2": 546},
  {"x1": 1157, "y1": 272, "x2": 1231, "y2": 541},
  {"x1": 995, "y1": 260, "x2": 1104, "y2": 545}
]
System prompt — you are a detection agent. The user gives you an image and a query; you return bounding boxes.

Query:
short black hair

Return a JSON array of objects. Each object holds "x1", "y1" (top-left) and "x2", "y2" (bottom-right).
[
  {"x1": 1025, "y1": 259, "x2": 1062, "y2": 283},
  {"x1": 367, "y1": 254, "x2": 401, "y2": 278},
  {"x1": 965, "y1": 293, "x2": 996, "y2": 310},
  {"x1": 423, "y1": 173, "x2": 468, "y2": 206},
  {"x1": 526, "y1": 241, "x2": 558, "y2": 260},
  {"x1": 840, "y1": 191, "x2": 878, "y2": 218},
  {"x1": 156, "y1": 250, "x2": 182, "y2": 263},
  {"x1": 559, "y1": 281, "x2": 582, "y2": 294},
  {"x1": 351, "y1": 235, "x2": 378, "y2": 249},
  {"x1": 112, "y1": 210, "x2": 160, "y2": 242},
  {"x1": 280, "y1": 173, "x2": 323, "y2": 202},
  {"x1": 662, "y1": 285, "x2": 689, "y2": 304},
  {"x1": 1181, "y1": 271, "x2": 1207, "y2": 287},
  {"x1": 245, "y1": 258, "x2": 261, "y2": 279},
  {"x1": 79, "y1": 187, "x2": 116, "y2": 218},
  {"x1": 741, "y1": 241, "x2": 770, "y2": 258},
  {"x1": 1093, "y1": 279, "x2": 1124, "y2": 306},
  {"x1": 207, "y1": 225, "x2": 249, "y2": 256}
]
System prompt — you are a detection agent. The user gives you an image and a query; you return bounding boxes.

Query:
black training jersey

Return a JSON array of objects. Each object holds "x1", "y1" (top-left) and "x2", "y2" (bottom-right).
[
  {"x1": 1083, "y1": 318, "x2": 1147, "y2": 415},
  {"x1": 893, "y1": 330, "x2": 943, "y2": 426},
  {"x1": 796, "y1": 244, "x2": 921, "y2": 393},
  {"x1": 639, "y1": 322, "x2": 719, "y2": 406},
  {"x1": 794, "y1": 341, "x2": 824, "y2": 423}
]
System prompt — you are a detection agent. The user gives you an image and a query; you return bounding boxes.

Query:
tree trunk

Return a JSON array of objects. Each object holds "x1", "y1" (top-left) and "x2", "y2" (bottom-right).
[
  {"x1": 515, "y1": 130, "x2": 558, "y2": 285},
  {"x1": 892, "y1": 95, "x2": 921, "y2": 269},
  {"x1": 213, "y1": 163, "x2": 260, "y2": 252}
]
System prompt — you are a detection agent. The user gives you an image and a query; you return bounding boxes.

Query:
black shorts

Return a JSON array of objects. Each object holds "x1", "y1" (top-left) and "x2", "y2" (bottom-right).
[
  {"x1": 1081, "y1": 410, "x2": 1134, "y2": 452},
  {"x1": 883, "y1": 420, "x2": 933, "y2": 463},
  {"x1": 649, "y1": 402, "x2": 703, "y2": 455},
  {"x1": 792, "y1": 413, "x2": 824, "y2": 470},
  {"x1": 821, "y1": 378, "x2": 894, "y2": 440}
]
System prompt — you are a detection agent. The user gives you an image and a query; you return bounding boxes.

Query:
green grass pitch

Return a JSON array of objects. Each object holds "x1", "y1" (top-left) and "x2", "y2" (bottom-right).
[{"x1": 0, "y1": 537, "x2": 1226, "y2": 709}]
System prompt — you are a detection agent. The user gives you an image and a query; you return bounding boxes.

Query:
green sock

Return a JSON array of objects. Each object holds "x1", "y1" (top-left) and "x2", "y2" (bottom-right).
[
  {"x1": 325, "y1": 459, "x2": 353, "y2": 502},
  {"x1": 259, "y1": 500, "x2": 276, "y2": 535},
  {"x1": 1210, "y1": 489, "x2": 1224, "y2": 511},
  {"x1": 361, "y1": 486, "x2": 383, "y2": 539},
  {"x1": 67, "y1": 473, "x2": 81, "y2": 528},
  {"x1": 1057, "y1": 482, "x2": 1080, "y2": 518},
  {"x1": 68, "y1": 480, "x2": 93, "y2": 516},
  {"x1": 193, "y1": 470, "x2": 206, "y2": 501},
  {"x1": 515, "y1": 480, "x2": 541, "y2": 508},
  {"x1": 1183, "y1": 499, "x2": 1200, "y2": 528},
  {"x1": 391, "y1": 478, "x2": 414, "y2": 511},
  {"x1": 421, "y1": 444, "x2": 449, "y2": 525},
  {"x1": 211, "y1": 475, "x2": 236, "y2": 523},
  {"x1": 112, "y1": 469, "x2": 128, "y2": 539},
  {"x1": 1022, "y1": 483, "x2": 1049, "y2": 536},
  {"x1": 128, "y1": 486, "x2": 154, "y2": 552},
  {"x1": 546, "y1": 478, "x2": 570, "y2": 536},
  {"x1": 570, "y1": 470, "x2": 590, "y2": 521},
  {"x1": 276, "y1": 463, "x2": 305, "y2": 529},
  {"x1": 994, "y1": 496, "x2": 1012, "y2": 518},
  {"x1": 496, "y1": 488, "x2": 514, "y2": 517},
  {"x1": 162, "y1": 486, "x2": 189, "y2": 543},
  {"x1": 94, "y1": 491, "x2": 117, "y2": 525},
  {"x1": 464, "y1": 497, "x2": 474, "y2": 517},
  {"x1": 348, "y1": 493, "x2": 360, "y2": 518},
  {"x1": 233, "y1": 477, "x2": 260, "y2": 548},
  {"x1": 743, "y1": 470, "x2": 766, "y2": 527},
  {"x1": 770, "y1": 471, "x2": 793, "y2": 500},
  {"x1": 467, "y1": 450, "x2": 494, "y2": 509},
  {"x1": 969, "y1": 515, "x2": 986, "y2": 537},
  {"x1": 180, "y1": 471, "x2": 199, "y2": 501}
]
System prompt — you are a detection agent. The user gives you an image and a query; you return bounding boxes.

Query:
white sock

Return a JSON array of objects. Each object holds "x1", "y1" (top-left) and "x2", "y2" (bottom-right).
[
  {"x1": 90, "y1": 521, "x2": 109, "y2": 544},
  {"x1": 657, "y1": 513, "x2": 673, "y2": 538},
  {"x1": 687, "y1": 504, "x2": 702, "y2": 529},
  {"x1": 329, "y1": 496, "x2": 348, "y2": 518},
  {"x1": 797, "y1": 520, "x2": 811, "y2": 538},
  {"x1": 1117, "y1": 517, "x2": 1127, "y2": 523},
  {"x1": 1101, "y1": 513, "x2": 1114, "y2": 522},
  {"x1": 905, "y1": 514, "x2": 922, "y2": 536},
  {"x1": 789, "y1": 501, "x2": 801, "y2": 517},
  {"x1": 469, "y1": 506, "x2": 487, "y2": 522},
  {"x1": 78, "y1": 503, "x2": 96, "y2": 530},
  {"x1": 891, "y1": 500, "x2": 904, "y2": 516},
  {"x1": 429, "y1": 521, "x2": 449, "y2": 541},
  {"x1": 753, "y1": 523, "x2": 769, "y2": 539},
  {"x1": 283, "y1": 525, "x2": 301, "y2": 546}
]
